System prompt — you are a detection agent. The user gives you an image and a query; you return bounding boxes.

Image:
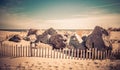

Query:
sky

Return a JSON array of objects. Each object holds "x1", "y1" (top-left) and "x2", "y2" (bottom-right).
[{"x1": 0, "y1": 0, "x2": 120, "y2": 29}]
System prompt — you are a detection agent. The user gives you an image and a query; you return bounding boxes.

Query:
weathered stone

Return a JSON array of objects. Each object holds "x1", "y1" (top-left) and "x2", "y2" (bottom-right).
[
  {"x1": 8, "y1": 34, "x2": 22, "y2": 42},
  {"x1": 27, "y1": 29, "x2": 38, "y2": 36},
  {"x1": 85, "y1": 26, "x2": 109, "y2": 50},
  {"x1": 49, "y1": 34, "x2": 66, "y2": 49}
]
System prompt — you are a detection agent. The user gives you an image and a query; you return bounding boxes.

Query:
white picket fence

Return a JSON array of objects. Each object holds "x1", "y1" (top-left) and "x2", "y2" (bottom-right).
[{"x1": 0, "y1": 44, "x2": 120, "y2": 60}]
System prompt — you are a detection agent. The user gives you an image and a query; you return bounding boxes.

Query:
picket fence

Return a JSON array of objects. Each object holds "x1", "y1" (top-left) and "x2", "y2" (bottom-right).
[{"x1": 0, "y1": 44, "x2": 120, "y2": 60}]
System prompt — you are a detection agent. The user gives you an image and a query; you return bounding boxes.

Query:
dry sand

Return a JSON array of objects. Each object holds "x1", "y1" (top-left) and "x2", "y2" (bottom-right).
[{"x1": 0, "y1": 57, "x2": 120, "y2": 70}]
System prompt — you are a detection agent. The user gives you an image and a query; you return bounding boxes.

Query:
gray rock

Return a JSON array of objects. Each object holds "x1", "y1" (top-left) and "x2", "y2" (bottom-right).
[
  {"x1": 85, "y1": 26, "x2": 109, "y2": 50},
  {"x1": 27, "y1": 29, "x2": 38, "y2": 36},
  {"x1": 69, "y1": 34, "x2": 86, "y2": 50},
  {"x1": 49, "y1": 34, "x2": 66, "y2": 49},
  {"x1": 8, "y1": 34, "x2": 22, "y2": 42}
]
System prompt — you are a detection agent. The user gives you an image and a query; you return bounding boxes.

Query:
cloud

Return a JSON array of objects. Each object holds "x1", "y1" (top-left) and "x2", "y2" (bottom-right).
[
  {"x1": 0, "y1": 12, "x2": 120, "y2": 29},
  {"x1": 89, "y1": 2, "x2": 120, "y2": 9},
  {"x1": 45, "y1": 13, "x2": 120, "y2": 29},
  {"x1": 0, "y1": 5, "x2": 120, "y2": 29}
]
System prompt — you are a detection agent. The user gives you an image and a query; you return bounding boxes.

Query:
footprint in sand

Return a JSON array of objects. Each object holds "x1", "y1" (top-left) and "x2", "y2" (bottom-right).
[{"x1": 69, "y1": 67, "x2": 73, "y2": 70}]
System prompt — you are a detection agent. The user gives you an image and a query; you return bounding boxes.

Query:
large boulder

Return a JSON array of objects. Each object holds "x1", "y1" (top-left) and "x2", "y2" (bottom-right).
[
  {"x1": 27, "y1": 29, "x2": 38, "y2": 36},
  {"x1": 85, "y1": 26, "x2": 109, "y2": 50},
  {"x1": 35, "y1": 28, "x2": 57, "y2": 44},
  {"x1": 8, "y1": 34, "x2": 22, "y2": 42},
  {"x1": 36, "y1": 34, "x2": 50, "y2": 44},
  {"x1": 49, "y1": 34, "x2": 66, "y2": 49},
  {"x1": 42, "y1": 28, "x2": 57, "y2": 35},
  {"x1": 69, "y1": 34, "x2": 86, "y2": 50}
]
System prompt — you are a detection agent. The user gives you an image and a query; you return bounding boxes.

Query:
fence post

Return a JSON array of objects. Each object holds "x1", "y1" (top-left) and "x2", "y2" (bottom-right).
[
  {"x1": 86, "y1": 49, "x2": 88, "y2": 59},
  {"x1": 23, "y1": 46, "x2": 26, "y2": 57},
  {"x1": 1, "y1": 45, "x2": 3, "y2": 56},
  {"x1": 58, "y1": 49, "x2": 60, "y2": 59},
  {"x1": 46, "y1": 48, "x2": 47, "y2": 58},
  {"x1": 16, "y1": 45, "x2": 18, "y2": 57},
  {"x1": 56, "y1": 49, "x2": 58, "y2": 59},
  {"x1": 63, "y1": 50, "x2": 65, "y2": 59},
  {"x1": 83, "y1": 50, "x2": 85, "y2": 60},
  {"x1": 14, "y1": 45, "x2": 17, "y2": 57},
  {"x1": 74, "y1": 49, "x2": 76, "y2": 59},
  {"x1": 54, "y1": 49, "x2": 56, "y2": 59},
  {"x1": 1, "y1": 44, "x2": 2, "y2": 57},
  {"x1": 55, "y1": 49, "x2": 57, "y2": 59},
  {"x1": 19, "y1": 45, "x2": 22, "y2": 57},
  {"x1": 118, "y1": 49, "x2": 120, "y2": 59},
  {"x1": 48, "y1": 48, "x2": 49, "y2": 58},
  {"x1": 105, "y1": 50, "x2": 108, "y2": 59},
  {"x1": 2, "y1": 44, "x2": 4, "y2": 56},
  {"x1": 59, "y1": 48, "x2": 61, "y2": 59},
  {"x1": 44, "y1": 47, "x2": 46, "y2": 58},
  {"x1": 108, "y1": 50, "x2": 110, "y2": 59},
  {"x1": 52, "y1": 48, "x2": 54, "y2": 58},
  {"x1": 40, "y1": 48, "x2": 41, "y2": 57},
  {"x1": 77, "y1": 49, "x2": 79, "y2": 60},
  {"x1": 50, "y1": 48, "x2": 52, "y2": 58},
  {"x1": 47, "y1": 47, "x2": 49, "y2": 58},
  {"x1": 41, "y1": 48, "x2": 43, "y2": 57},
  {"x1": 42, "y1": 48, "x2": 44, "y2": 58},
  {"x1": 92, "y1": 48, "x2": 94, "y2": 59},
  {"x1": 19, "y1": 46, "x2": 21, "y2": 57},
  {"x1": 11, "y1": 44, "x2": 13, "y2": 57},
  {"x1": 117, "y1": 49, "x2": 119, "y2": 57},
  {"x1": 23, "y1": 46, "x2": 25, "y2": 57},
  {"x1": 71, "y1": 49, "x2": 74, "y2": 59},
  {"x1": 0, "y1": 44, "x2": 1, "y2": 57},
  {"x1": 100, "y1": 50, "x2": 103, "y2": 60},
  {"x1": 25, "y1": 46, "x2": 27, "y2": 57},
  {"x1": 5, "y1": 45, "x2": 7, "y2": 56},
  {"x1": 103, "y1": 51, "x2": 105, "y2": 59},
  {"x1": 68, "y1": 49, "x2": 71, "y2": 59},
  {"x1": 38, "y1": 47, "x2": 40, "y2": 57},
  {"x1": 65, "y1": 49, "x2": 68, "y2": 59},
  {"x1": 34, "y1": 48, "x2": 35, "y2": 57},
  {"x1": 6, "y1": 44, "x2": 7, "y2": 56},
  {"x1": 95, "y1": 48, "x2": 97, "y2": 59},
  {"x1": 45, "y1": 48, "x2": 47, "y2": 58},
  {"x1": 0, "y1": 44, "x2": 3, "y2": 57},
  {"x1": 89, "y1": 48, "x2": 92, "y2": 59},
  {"x1": 18, "y1": 46, "x2": 19, "y2": 57},
  {"x1": 4, "y1": 45, "x2": 6, "y2": 56},
  {"x1": 13, "y1": 46, "x2": 15, "y2": 57},
  {"x1": 98, "y1": 50, "x2": 100, "y2": 60},
  {"x1": 80, "y1": 50, "x2": 82, "y2": 59},
  {"x1": 43, "y1": 48, "x2": 45, "y2": 58},
  {"x1": 10, "y1": 44, "x2": 12, "y2": 57},
  {"x1": 28, "y1": 45, "x2": 31, "y2": 57},
  {"x1": 3, "y1": 44, "x2": 5, "y2": 56},
  {"x1": 36, "y1": 47, "x2": 38, "y2": 57},
  {"x1": 9, "y1": 45, "x2": 11, "y2": 57},
  {"x1": 27, "y1": 46, "x2": 29, "y2": 57}
]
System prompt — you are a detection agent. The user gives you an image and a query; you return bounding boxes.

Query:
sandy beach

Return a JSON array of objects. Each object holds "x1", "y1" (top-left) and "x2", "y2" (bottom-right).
[{"x1": 0, "y1": 57, "x2": 120, "y2": 70}]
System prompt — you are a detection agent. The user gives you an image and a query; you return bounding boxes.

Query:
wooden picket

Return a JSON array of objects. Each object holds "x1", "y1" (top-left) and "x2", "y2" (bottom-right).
[{"x1": 0, "y1": 44, "x2": 120, "y2": 60}]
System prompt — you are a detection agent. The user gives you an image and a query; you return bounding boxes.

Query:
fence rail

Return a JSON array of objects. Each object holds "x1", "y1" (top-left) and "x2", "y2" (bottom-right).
[{"x1": 0, "y1": 44, "x2": 120, "y2": 60}]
